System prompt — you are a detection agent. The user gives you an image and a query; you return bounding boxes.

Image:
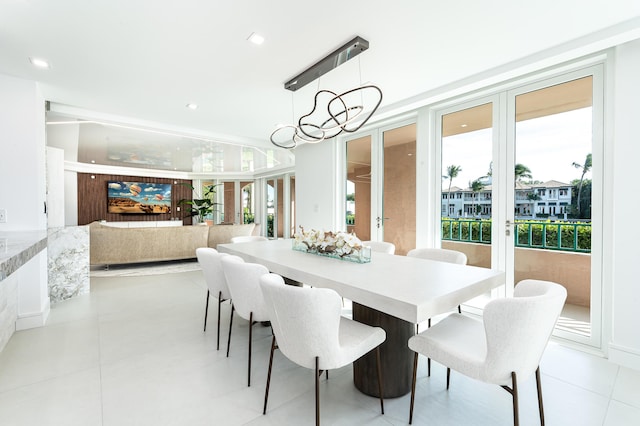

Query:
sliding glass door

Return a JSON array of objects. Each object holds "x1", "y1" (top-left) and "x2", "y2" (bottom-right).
[
  {"x1": 509, "y1": 73, "x2": 600, "y2": 344},
  {"x1": 438, "y1": 101, "x2": 497, "y2": 310},
  {"x1": 344, "y1": 121, "x2": 416, "y2": 254},
  {"x1": 435, "y1": 65, "x2": 602, "y2": 346}
]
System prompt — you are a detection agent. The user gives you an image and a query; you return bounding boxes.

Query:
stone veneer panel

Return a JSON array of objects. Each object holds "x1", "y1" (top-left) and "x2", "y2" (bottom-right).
[{"x1": 47, "y1": 226, "x2": 89, "y2": 303}]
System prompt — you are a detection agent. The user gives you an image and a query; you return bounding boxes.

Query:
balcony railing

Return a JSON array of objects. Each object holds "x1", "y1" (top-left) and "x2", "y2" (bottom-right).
[{"x1": 442, "y1": 219, "x2": 591, "y2": 253}]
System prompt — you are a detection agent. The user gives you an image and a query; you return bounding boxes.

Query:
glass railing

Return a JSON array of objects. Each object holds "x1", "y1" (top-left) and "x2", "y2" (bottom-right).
[{"x1": 441, "y1": 219, "x2": 591, "y2": 253}]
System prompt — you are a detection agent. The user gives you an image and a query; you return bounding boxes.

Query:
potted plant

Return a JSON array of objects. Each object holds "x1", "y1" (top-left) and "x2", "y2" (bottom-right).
[{"x1": 178, "y1": 183, "x2": 220, "y2": 225}]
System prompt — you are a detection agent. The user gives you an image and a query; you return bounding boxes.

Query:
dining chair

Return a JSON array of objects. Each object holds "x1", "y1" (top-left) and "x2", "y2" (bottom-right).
[
  {"x1": 220, "y1": 255, "x2": 270, "y2": 386},
  {"x1": 260, "y1": 273, "x2": 387, "y2": 426},
  {"x1": 407, "y1": 247, "x2": 467, "y2": 320},
  {"x1": 363, "y1": 240, "x2": 396, "y2": 255},
  {"x1": 408, "y1": 279, "x2": 567, "y2": 426},
  {"x1": 230, "y1": 235, "x2": 268, "y2": 243},
  {"x1": 407, "y1": 247, "x2": 467, "y2": 265},
  {"x1": 195, "y1": 247, "x2": 230, "y2": 350},
  {"x1": 407, "y1": 247, "x2": 468, "y2": 375}
]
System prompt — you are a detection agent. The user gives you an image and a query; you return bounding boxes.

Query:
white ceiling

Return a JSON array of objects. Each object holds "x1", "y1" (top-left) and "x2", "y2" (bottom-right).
[{"x1": 1, "y1": 1, "x2": 639, "y2": 174}]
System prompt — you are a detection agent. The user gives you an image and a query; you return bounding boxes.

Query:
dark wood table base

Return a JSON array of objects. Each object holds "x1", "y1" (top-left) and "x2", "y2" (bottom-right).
[{"x1": 352, "y1": 302, "x2": 414, "y2": 398}]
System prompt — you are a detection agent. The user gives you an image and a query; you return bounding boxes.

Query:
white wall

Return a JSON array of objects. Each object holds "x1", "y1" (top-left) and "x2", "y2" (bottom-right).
[
  {"x1": 64, "y1": 171, "x2": 78, "y2": 226},
  {"x1": 608, "y1": 38, "x2": 640, "y2": 370},
  {"x1": 46, "y1": 122, "x2": 80, "y2": 226},
  {"x1": 294, "y1": 141, "x2": 338, "y2": 231},
  {"x1": 0, "y1": 73, "x2": 50, "y2": 331},
  {"x1": 0, "y1": 74, "x2": 47, "y2": 231},
  {"x1": 46, "y1": 147, "x2": 65, "y2": 228}
]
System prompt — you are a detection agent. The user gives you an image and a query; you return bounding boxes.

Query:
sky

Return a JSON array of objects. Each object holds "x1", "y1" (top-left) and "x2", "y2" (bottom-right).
[{"x1": 442, "y1": 107, "x2": 593, "y2": 189}]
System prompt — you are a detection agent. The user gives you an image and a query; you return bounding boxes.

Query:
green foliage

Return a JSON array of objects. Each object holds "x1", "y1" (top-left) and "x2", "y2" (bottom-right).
[
  {"x1": 515, "y1": 221, "x2": 590, "y2": 251},
  {"x1": 267, "y1": 213, "x2": 274, "y2": 237},
  {"x1": 442, "y1": 218, "x2": 591, "y2": 252},
  {"x1": 442, "y1": 219, "x2": 491, "y2": 243},
  {"x1": 178, "y1": 183, "x2": 220, "y2": 223},
  {"x1": 346, "y1": 214, "x2": 355, "y2": 225},
  {"x1": 243, "y1": 211, "x2": 255, "y2": 224},
  {"x1": 570, "y1": 179, "x2": 592, "y2": 219}
]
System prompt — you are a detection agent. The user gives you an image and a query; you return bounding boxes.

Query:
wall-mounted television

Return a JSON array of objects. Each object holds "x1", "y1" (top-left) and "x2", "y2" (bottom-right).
[{"x1": 107, "y1": 181, "x2": 171, "y2": 214}]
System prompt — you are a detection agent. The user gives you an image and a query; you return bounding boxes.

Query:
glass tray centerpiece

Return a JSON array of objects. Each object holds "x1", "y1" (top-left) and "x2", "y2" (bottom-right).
[{"x1": 292, "y1": 226, "x2": 371, "y2": 263}]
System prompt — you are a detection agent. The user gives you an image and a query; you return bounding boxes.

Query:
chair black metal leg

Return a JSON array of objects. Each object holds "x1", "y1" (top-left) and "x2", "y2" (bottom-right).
[
  {"x1": 535, "y1": 366, "x2": 545, "y2": 425},
  {"x1": 216, "y1": 291, "x2": 222, "y2": 350},
  {"x1": 374, "y1": 347, "x2": 384, "y2": 414},
  {"x1": 446, "y1": 367, "x2": 451, "y2": 390},
  {"x1": 511, "y1": 371, "x2": 519, "y2": 426},
  {"x1": 409, "y1": 352, "x2": 418, "y2": 424},
  {"x1": 226, "y1": 304, "x2": 234, "y2": 357},
  {"x1": 426, "y1": 318, "x2": 432, "y2": 377},
  {"x1": 203, "y1": 290, "x2": 210, "y2": 332},
  {"x1": 315, "y1": 356, "x2": 320, "y2": 426},
  {"x1": 501, "y1": 371, "x2": 519, "y2": 426},
  {"x1": 263, "y1": 336, "x2": 277, "y2": 415},
  {"x1": 248, "y1": 312, "x2": 253, "y2": 387}
]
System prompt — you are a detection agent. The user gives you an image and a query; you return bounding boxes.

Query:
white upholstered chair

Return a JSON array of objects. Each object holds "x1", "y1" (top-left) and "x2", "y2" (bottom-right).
[
  {"x1": 230, "y1": 235, "x2": 268, "y2": 243},
  {"x1": 408, "y1": 279, "x2": 567, "y2": 425},
  {"x1": 407, "y1": 247, "x2": 467, "y2": 319},
  {"x1": 195, "y1": 247, "x2": 230, "y2": 350},
  {"x1": 260, "y1": 273, "x2": 387, "y2": 426},
  {"x1": 363, "y1": 240, "x2": 396, "y2": 255},
  {"x1": 407, "y1": 247, "x2": 469, "y2": 375},
  {"x1": 406, "y1": 247, "x2": 467, "y2": 265},
  {"x1": 221, "y1": 255, "x2": 270, "y2": 386}
]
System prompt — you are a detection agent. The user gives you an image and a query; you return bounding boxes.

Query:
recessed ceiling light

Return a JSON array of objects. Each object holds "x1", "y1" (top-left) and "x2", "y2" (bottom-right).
[
  {"x1": 29, "y1": 57, "x2": 50, "y2": 69},
  {"x1": 247, "y1": 32, "x2": 265, "y2": 45},
  {"x1": 186, "y1": 103, "x2": 198, "y2": 110},
  {"x1": 461, "y1": 124, "x2": 468, "y2": 128}
]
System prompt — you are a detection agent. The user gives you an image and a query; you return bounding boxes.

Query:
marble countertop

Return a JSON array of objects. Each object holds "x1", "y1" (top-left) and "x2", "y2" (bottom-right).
[{"x1": 0, "y1": 230, "x2": 48, "y2": 282}]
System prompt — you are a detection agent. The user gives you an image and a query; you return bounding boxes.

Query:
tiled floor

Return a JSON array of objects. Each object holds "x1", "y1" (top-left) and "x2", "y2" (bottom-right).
[{"x1": 0, "y1": 266, "x2": 639, "y2": 425}]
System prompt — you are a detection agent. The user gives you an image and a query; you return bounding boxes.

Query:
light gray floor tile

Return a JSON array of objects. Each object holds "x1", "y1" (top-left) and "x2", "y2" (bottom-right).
[
  {"x1": 0, "y1": 317, "x2": 100, "y2": 392},
  {"x1": 604, "y1": 400, "x2": 640, "y2": 426},
  {"x1": 612, "y1": 366, "x2": 640, "y2": 409},
  {"x1": 0, "y1": 265, "x2": 639, "y2": 425},
  {"x1": 0, "y1": 367, "x2": 102, "y2": 426}
]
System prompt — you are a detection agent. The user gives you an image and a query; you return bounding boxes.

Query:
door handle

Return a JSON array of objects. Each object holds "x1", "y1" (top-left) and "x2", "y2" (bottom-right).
[{"x1": 376, "y1": 217, "x2": 391, "y2": 229}]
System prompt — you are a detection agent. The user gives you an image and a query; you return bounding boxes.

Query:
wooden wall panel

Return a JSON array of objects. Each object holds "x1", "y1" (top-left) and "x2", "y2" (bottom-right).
[{"x1": 77, "y1": 173, "x2": 193, "y2": 225}]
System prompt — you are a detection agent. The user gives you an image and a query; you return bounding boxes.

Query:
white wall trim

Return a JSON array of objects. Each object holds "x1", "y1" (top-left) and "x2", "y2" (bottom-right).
[
  {"x1": 609, "y1": 343, "x2": 640, "y2": 371},
  {"x1": 15, "y1": 298, "x2": 50, "y2": 331}
]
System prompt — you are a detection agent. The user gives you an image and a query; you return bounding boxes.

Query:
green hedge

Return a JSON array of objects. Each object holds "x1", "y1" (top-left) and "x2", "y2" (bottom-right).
[{"x1": 442, "y1": 219, "x2": 591, "y2": 252}]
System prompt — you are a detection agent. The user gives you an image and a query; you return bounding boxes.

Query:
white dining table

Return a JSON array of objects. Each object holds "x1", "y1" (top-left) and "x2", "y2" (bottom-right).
[{"x1": 217, "y1": 238, "x2": 505, "y2": 397}]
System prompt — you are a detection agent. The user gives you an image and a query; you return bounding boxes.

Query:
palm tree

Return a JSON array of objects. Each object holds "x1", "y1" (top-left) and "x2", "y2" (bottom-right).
[
  {"x1": 444, "y1": 165, "x2": 462, "y2": 217},
  {"x1": 514, "y1": 163, "x2": 532, "y2": 183},
  {"x1": 469, "y1": 178, "x2": 485, "y2": 217},
  {"x1": 572, "y1": 153, "x2": 592, "y2": 216}
]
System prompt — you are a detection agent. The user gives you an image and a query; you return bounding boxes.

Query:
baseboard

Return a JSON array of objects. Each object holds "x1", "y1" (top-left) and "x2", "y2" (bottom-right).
[
  {"x1": 15, "y1": 298, "x2": 50, "y2": 331},
  {"x1": 609, "y1": 343, "x2": 640, "y2": 371}
]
